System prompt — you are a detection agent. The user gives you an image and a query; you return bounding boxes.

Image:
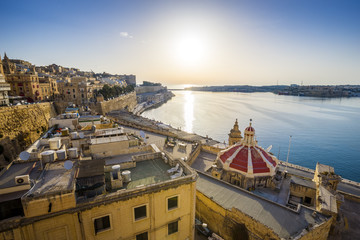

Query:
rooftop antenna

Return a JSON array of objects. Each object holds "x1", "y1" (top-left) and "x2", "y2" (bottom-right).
[
  {"x1": 285, "y1": 135, "x2": 292, "y2": 174},
  {"x1": 278, "y1": 146, "x2": 281, "y2": 159}
]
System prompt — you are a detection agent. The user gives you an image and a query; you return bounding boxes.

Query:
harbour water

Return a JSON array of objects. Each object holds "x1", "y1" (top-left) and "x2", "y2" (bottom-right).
[{"x1": 141, "y1": 91, "x2": 360, "y2": 182}]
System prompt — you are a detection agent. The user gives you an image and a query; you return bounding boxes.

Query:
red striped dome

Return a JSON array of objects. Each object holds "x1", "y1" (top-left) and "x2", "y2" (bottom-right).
[
  {"x1": 245, "y1": 126, "x2": 255, "y2": 132},
  {"x1": 219, "y1": 145, "x2": 277, "y2": 175},
  {"x1": 218, "y1": 122, "x2": 278, "y2": 176}
]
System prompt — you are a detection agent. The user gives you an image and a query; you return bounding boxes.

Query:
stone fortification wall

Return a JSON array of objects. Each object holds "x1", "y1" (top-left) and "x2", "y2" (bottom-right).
[
  {"x1": 0, "y1": 103, "x2": 57, "y2": 167},
  {"x1": 135, "y1": 85, "x2": 165, "y2": 94},
  {"x1": 92, "y1": 91, "x2": 137, "y2": 115},
  {"x1": 53, "y1": 92, "x2": 137, "y2": 115}
]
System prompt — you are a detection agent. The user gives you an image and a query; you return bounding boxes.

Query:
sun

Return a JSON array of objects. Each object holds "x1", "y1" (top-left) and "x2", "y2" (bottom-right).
[{"x1": 173, "y1": 33, "x2": 207, "y2": 67}]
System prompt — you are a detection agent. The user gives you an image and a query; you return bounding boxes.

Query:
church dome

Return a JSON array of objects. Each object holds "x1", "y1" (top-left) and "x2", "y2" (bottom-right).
[{"x1": 218, "y1": 121, "x2": 278, "y2": 177}]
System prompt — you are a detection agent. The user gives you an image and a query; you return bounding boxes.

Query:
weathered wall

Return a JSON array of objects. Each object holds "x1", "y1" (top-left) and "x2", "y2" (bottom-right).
[
  {"x1": 201, "y1": 145, "x2": 222, "y2": 154},
  {"x1": 196, "y1": 190, "x2": 332, "y2": 240},
  {"x1": 0, "y1": 103, "x2": 57, "y2": 167},
  {"x1": 290, "y1": 183, "x2": 316, "y2": 206},
  {"x1": 196, "y1": 191, "x2": 276, "y2": 240},
  {"x1": 53, "y1": 92, "x2": 137, "y2": 115},
  {"x1": 96, "y1": 92, "x2": 137, "y2": 115}
]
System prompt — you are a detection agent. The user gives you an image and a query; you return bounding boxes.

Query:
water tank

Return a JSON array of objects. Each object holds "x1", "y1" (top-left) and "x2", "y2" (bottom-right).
[
  {"x1": 41, "y1": 150, "x2": 55, "y2": 163},
  {"x1": 112, "y1": 165, "x2": 121, "y2": 171},
  {"x1": 61, "y1": 128, "x2": 69, "y2": 136},
  {"x1": 56, "y1": 149, "x2": 67, "y2": 160},
  {"x1": 49, "y1": 138, "x2": 61, "y2": 150},
  {"x1": 112, "y1": 165, "x2": 121, "y2": 180},
  {"x1": 68, "y1": 148, "x2": 78, "y2": 158},
  {"x1": 122, "y1": 170, "x2": 131, "y2": 182},
  {"x1": 70, "y1": 132, "x2": 78, "y2": 139},
  {"x1": 30, "y1": 151, "x2": 40, "y2": 160}
]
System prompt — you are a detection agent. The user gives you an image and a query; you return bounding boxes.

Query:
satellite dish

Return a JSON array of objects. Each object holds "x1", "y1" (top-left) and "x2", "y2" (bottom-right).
[
  {"x1": 139, "y1": 131, "x2": 145, "y2": 139},
  {"x1": 266, "y1": 145, "x2": 273, "y2": 152},
  {"x1": 64, "y1": 160, "x2": 73, "y2": 170},
  {"x1": 19, "y1": 151, "x2": 30, "y2": 161}
]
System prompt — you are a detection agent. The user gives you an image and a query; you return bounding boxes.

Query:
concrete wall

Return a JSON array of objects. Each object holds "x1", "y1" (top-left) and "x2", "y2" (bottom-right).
[{"x1": 0, "y1": 103, "x2": 57, "y2": 167}]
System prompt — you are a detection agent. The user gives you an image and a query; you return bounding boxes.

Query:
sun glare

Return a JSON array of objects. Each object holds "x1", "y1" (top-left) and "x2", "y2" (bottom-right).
[{"x1": 173, "y1": 34, "x2": 207, "y2": 67}]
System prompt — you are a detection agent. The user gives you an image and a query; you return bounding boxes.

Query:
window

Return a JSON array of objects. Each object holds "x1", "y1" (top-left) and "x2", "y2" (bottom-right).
[
  {"x1": 167, "y1": 196, "x2": 178, "y2": 210},
  {"x1": 134, "y1": 205, "x2": 147, "y2": 221},
  {"x1": 304, "y1": 196, "x2": 312, "y2": 205},
  {"x1": 168, "y1": 221, "x2": 178, "y2": 235},
  {"x1": 94, "y1": 215, "x2": 111, "y2": 234},
  {"x1": 136, "y1": 232, "x2": 148, "y2": 240}
]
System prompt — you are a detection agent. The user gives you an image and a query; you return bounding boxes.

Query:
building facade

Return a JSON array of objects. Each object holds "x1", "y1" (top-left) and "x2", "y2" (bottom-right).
[
  {"x1": 0, "y1": 121, "x2": 197, "y2": 240},
  {"x1": 0, "y1": 55, "x2": 10, "y2": 106}
]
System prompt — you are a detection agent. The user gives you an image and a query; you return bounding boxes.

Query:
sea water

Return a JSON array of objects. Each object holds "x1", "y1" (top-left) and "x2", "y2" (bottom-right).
[{"x1": 141, "y1": 91, "x2": 360, "y2": 182}]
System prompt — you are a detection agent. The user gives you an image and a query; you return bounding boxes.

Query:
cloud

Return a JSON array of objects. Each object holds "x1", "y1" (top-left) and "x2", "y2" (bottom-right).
[{"x1": 120, "y1": 32, "x2": 133, "y2": 38}]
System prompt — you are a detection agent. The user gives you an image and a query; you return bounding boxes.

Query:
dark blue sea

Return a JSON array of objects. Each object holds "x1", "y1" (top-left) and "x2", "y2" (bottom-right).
[{"x1": 141, "y1": 91, "x2": 360, "y2": 182}]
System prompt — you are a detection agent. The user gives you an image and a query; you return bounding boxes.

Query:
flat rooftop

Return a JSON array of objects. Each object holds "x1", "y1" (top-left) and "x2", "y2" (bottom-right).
[
  {"x1": 24, "y1": 161, "x2": 76, "y2": 198},
  {"x1": 90, "y1": 135, "x2": 128, "y2": 145},
  {"x1": 317, "y1": 163, "x2": 335, "y2": 174},
  {"x1": 196, "y1": 172, "x2": 330, "y2": 239},
  {"x1": 125, "y1": 158, "x2": 171, "y2": 189},
  {"x1": 0, "y1": 162, "x2": 36, "y2": 189},
  {"x1": 291, "y1": 175, "x2": 316, "y2": 189},
  {"x1": 191, "y1": 150, "x2": 217, "y2": 172}
]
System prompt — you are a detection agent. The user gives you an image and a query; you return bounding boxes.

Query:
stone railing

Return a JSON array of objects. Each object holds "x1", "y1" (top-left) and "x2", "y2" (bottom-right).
[{"x1": 278, "y1": 160, "x2": 315, "y2": 173}]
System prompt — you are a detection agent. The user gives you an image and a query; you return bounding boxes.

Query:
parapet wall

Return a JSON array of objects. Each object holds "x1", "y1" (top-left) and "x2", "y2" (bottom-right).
[{"x1": 0, "y1": 103, "x2": 57, "y2": 167}]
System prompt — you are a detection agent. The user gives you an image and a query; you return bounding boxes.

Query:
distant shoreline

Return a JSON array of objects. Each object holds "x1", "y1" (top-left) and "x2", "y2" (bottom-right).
[{"x1": 167, "y1": 84, "x2": 360, "y2": 98}]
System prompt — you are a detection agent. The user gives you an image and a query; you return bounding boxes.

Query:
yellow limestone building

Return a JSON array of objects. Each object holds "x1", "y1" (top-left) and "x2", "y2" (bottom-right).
[{"x1": 0, "y1": 127, "x2": 197, "y2": 240}]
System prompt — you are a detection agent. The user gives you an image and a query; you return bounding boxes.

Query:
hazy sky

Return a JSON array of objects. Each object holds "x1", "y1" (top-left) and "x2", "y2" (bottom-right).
[{"x1": 1, "y1": 0, "x2": 359, "y2": 86}]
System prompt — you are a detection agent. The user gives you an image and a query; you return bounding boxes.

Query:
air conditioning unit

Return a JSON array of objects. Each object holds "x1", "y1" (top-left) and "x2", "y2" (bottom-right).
[{"x1": 15, "y1": 175, "x2": 30, "y2": 185}]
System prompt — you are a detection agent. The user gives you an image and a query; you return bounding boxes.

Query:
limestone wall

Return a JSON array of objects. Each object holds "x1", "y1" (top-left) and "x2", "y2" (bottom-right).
[
  {"x1": 196, "y1": 190, "x2": 275, "y2": 240},
  {"x1": 53, "y1": 92, "x2": 137, "y2": 115},
  {"x1": 96, "y1": 92, "x2": 137, "y2": 115},
  {"x1": 0, "y1": 103, "x2": 57, "y2": 167},
  {"x1": 202, "y1": 145, "x2": 222, "y2": 154}
]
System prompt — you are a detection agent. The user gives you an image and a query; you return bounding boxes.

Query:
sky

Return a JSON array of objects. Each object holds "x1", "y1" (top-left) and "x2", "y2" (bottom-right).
[{"x1": 1, "y1": 0, "x2": 360, "y2": 86}]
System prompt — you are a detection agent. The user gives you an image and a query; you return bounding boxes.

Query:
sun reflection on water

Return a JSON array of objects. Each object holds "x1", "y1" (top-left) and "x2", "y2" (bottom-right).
[{"x1": 183, "y1": 91, "x2": 194, "y2": 133}]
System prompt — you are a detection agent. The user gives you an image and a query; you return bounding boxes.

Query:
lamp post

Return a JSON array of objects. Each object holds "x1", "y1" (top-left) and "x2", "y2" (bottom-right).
[{"x1": 284, "y1": 135, "x2": 292, "y2": 178}]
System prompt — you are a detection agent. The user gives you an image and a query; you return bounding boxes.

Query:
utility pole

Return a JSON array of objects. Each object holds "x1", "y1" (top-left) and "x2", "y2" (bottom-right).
[{"x1": 284, "y1": 135, "x2": 292, "y2": 177}]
